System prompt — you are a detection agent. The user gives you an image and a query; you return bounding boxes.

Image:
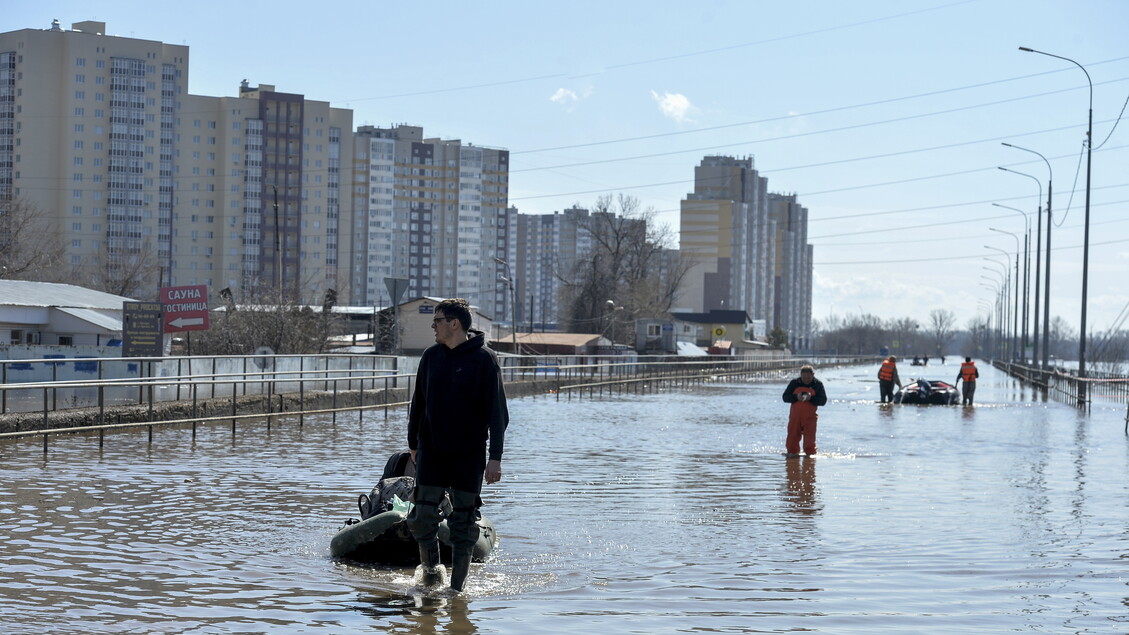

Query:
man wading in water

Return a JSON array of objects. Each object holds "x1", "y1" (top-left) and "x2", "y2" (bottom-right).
[{"x1": 406, "y1": 298, "x2": 509, "y2": 592}]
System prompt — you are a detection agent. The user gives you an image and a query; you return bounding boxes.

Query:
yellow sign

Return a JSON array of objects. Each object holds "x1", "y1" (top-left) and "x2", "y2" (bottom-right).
[{"x1": 713, "y1": 326, "x2": 726, "y2": 338}]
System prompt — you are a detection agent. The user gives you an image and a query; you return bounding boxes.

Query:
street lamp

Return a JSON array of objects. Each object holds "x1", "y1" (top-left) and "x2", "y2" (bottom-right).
[
  {"x1": 493, "y1": 256, "x2": 518, "y2": 355},
  {"x1": 1001, "y1": 151, "x2": 1052, "y2": 371},
  {"x1": 990, "y1": 226, "x2": 1026, "y2": 360},
  {"x1": 998, "y1": 157, "x2": 1050, "y2": 369},
  {"x1": 980, "y1": 277, "x2": 1007, "y2": 359},
  {"x1": 1020, "y1": 46, "x2": 1092, "y2": 404},
  {"x1": 981, "y1": 272, "x2": 1007, "y2": 350},
  {"x1": 985, "y1": 244, "x2": 1015, "y2": 359}
]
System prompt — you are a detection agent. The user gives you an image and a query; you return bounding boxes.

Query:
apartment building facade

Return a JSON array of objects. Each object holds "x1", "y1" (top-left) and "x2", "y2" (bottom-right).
[
  {"x1": 513, "y1": 206, "x2": 594, "y2": 329},
  {"x1": 351, "y1": 124, "x2": 511, "y2": 318},
  {"x1": 0, "y1": 20, "x2": 189, "y2": 295},
  {"x1": 3, "y1": 21, "x2": 513, "y2": 315},
  {"x1": 767, "y1": 193, "x2": 813, "y2": 350},
  {"x1": 679, "y1": 155, "x2": 813, "y2": 346}
]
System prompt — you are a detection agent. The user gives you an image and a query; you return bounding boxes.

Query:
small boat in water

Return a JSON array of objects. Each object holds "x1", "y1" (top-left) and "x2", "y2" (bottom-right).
[
  {"x1": 330, "y1": 452, "x2": 497, "y2": 565},
  {"x1": 895, "y1": 379, "x2": 960, "y2": 405}
]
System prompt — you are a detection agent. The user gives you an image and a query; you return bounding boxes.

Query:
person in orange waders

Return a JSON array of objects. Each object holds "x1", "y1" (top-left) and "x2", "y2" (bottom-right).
[
  {"x1": 955, "y1": 356, "x2": 979, "y2": 405},
  {"x1": 781, "y1": 365, "x2": 828, "y2": 457}
]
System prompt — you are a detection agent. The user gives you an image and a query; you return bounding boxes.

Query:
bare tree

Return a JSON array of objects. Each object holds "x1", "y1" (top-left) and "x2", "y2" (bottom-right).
[
  {"x1": 558, "y1": 194, "x2": 690, "y2": 342},
  {"x1": 0, "y1": 196, "x2": 63, "y2": 279},
  {"x1": 887, "y1": 317, "x2": 920, "y2": 357},
  {"x1": 964, "y1": 316, "x2": 990, "y2": 357},
  {"x1": 189, "y1": 285, "x2": 343, "y2": 355},
  {"x1": 72, "y1": 239, "x2": 161, "y2": 298},
  {"x1": 927, "y1": 308, "x2": 957, "y2": 357}
]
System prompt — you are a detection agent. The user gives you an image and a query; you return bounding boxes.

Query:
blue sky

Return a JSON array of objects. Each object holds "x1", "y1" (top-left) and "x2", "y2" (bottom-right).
[{"x1": 9, "y1": 0, "x2": 1129, "y2": 347}]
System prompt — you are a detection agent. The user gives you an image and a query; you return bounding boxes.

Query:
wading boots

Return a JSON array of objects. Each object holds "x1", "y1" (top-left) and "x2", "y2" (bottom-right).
[
  {"x1": 449, "y1": 548, "x2": 473, "y2": 592},
  {"x1": 417, "y1": 541, "x2": 444, "y2": 586}
]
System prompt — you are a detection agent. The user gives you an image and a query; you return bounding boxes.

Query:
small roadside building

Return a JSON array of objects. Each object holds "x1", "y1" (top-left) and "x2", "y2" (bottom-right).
[
  {"x1": 0, "y1": 280, "x2": 134, "y2": 353},
  {"x1": 376, "y1": 297, "x2": 495, "y2": 354},
  {"x1": 489, "y1": 332, "x2": 612, "y2": 356},
  {"x1": 670, "y1": 309, "x2": 762, "y2": 353}
]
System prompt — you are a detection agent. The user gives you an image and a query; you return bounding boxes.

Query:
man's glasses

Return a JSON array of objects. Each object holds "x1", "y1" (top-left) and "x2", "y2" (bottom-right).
[{"x1": 431, "y1": 316, "x2": 456, "y2": 327}]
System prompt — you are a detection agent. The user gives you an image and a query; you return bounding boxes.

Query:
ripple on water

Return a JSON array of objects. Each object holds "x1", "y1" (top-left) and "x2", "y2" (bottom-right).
[{"x1": 1, "y1": 365, "x2": 1128, "y2": 632}]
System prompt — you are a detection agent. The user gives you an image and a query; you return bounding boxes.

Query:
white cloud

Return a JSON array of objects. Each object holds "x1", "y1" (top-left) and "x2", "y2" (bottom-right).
[
  {"x1": 550, "y1": 88, "x2": 579, "y2": 110},
  {"x1": 650, "y1": 90, "x2": 694, "y2": 123}
]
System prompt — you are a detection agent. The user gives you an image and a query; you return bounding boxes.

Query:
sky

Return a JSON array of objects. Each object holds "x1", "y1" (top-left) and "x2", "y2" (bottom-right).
[{"x1": 7, "y1": 0, "x2": 1129, "y2": 350}]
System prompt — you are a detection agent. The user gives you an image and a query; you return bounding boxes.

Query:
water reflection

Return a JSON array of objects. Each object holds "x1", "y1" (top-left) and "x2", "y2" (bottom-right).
[
  {"x1": 355, "y1": 592, "x2": 478, "y2": 634},
  {"x1": 783, "y1": 457, "x2": 819, "y2": 515},
  {"x1": 2, "y1": 364, "x2": 1128, "y2": 632}
]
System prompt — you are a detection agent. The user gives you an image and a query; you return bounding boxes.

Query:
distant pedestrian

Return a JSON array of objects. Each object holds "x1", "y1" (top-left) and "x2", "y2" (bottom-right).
[
  {"x1": 781, "y1": 365, "x2": 828, "y2": 457},
  {"x1": 955, "y1": 357, "x2": 979, "y2": 405},
  {"x1": 877, "y1": 356, "x2": 902, "y2": 403}
]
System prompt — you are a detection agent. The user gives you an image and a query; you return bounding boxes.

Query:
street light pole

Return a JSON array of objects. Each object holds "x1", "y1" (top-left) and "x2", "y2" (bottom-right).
[
  {"x1": 997, "y1": 159, "x2": 1049, "y2": 368},
  {"x1": 985, "y1": 245, "x2": 1015, "y2": 359},
  {"x1": 990, "y1": 225, "x2": 1027, "y2": 361},
  {"x1": 1000, "y1": 149, "x2": 1053, "y2": 371},
  {"x1": 493, "y1": 256, "x2": 518, "y2": 355},
  {"x1": 1020, "y1": 46, "x2": 1092, "y2": 405},
  {"x1": 981, "y1": 277, "x2": 1006, "y2": 359}
]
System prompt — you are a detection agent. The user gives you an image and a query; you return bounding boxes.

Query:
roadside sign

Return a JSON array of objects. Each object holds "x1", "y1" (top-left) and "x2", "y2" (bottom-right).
[
  {"x1": 160, "y1": 285, "x2": 210, "y2": 332},
  {"x1": 384, "y1": 277, "x2": 409, "y2": 304},
  {"x1": 122, "y1": 302, "x2": 163, "y2": 357}
]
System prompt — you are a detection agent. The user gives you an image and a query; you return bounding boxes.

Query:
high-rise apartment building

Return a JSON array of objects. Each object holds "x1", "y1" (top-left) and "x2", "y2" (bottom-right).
[
  {"x1": 679, "y1": 155, "x2": 813, "y2": 346},
  {"x1": 767, "y1": 193, "x2": 813, "y2": 350},
  {"x1": 0, "y1": 21, "x2": 353, "y2": 304},
  {"x1": 513, "y1": 206, "x2": 593, "y2": 328},
  {"x1": 177, "y1": 83, "x2": 352, "y2": 302},
  {"x1": 1, "y1": 20, "x2": 189, "y2": 295},
  {"x1": 351, "y1": 124, "x2": 510, "y2": 317},
  {"x1": 3, "y1": 21, "x2": 513, "y2": 313},
  {"x1": 679, "y1": 155, "x2": 771, "y2": 316}
]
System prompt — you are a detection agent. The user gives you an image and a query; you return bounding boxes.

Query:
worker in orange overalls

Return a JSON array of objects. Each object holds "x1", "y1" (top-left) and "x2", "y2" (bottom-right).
[
  {"x1": 955, "y1": 357, "x2": 979, "y2": 405},
  {"x1": 781, "y1": 365, "x2": 828, "y2": 457},
  {"x1": 877, "y1": 355, "x2": 902, "y2": 403}
]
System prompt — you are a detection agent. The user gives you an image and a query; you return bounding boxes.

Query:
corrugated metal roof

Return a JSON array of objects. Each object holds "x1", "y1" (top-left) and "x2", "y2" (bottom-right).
[
  {"x1": 510, "y1": 332, "x2": 604, "y2": 346},
  {"x1": 0, "y1": 280, "x2": 136, "y2": 309},
  {"x1": 55, "y1": 307, "x2": 123, "y2": 331}
]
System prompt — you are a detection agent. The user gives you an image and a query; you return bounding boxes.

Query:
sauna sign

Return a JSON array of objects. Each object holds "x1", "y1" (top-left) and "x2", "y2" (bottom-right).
[{"x1": 160, "y1": 285, "x2": 211, "y2": 333}]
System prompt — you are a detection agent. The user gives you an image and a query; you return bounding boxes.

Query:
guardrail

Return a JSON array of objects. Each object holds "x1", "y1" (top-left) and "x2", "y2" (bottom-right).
[
  {"x1": 0, "y1": 353, "x2": 874, "y2": 451},
  {"x1": 994, "y1": 360, "x2": 1129, "y2": 430}
]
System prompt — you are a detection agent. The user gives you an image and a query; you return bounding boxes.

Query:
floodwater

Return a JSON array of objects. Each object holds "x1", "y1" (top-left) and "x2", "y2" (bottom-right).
[{"x1": 2, "y1": 363, "x2": 1127, "y2": 634}]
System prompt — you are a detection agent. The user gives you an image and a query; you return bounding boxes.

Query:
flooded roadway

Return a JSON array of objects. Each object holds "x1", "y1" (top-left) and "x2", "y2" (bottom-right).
[{"x1": 1, "y1": 362, "x2": 1127, "y2": 633}]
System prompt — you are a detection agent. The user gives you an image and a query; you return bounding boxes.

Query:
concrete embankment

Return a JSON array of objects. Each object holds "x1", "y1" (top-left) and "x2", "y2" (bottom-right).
[{"x1": 0, "y1": 378, "x2": 561, "y2": 436}]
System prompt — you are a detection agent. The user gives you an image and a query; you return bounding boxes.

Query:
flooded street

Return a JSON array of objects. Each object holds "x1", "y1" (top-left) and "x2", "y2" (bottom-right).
[{"x1": 2, "y1": 363, "x2": 1127, "y2": 633}]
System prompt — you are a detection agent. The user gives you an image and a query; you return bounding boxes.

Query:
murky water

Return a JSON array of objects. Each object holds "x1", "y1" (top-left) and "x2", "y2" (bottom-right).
[{"x1": 2, "y1": 363, "x2": 1127, "y2": 633}]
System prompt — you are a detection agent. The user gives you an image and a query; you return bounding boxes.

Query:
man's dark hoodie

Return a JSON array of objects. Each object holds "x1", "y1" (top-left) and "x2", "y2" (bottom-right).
[{"x1": 408, "y1": 329, "x2": 508, "y2": 461}]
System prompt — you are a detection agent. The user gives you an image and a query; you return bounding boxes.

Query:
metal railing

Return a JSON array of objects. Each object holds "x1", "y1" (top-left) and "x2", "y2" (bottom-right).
[
  {"x1": 0, "y1": 353, "x2": 874, "y2": 451},
  {"x1": 994, "y1": 360, "x2": 1129, "y2": 429}
]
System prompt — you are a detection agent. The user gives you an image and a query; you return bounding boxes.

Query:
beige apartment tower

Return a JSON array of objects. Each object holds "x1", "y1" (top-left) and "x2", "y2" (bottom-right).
[
  {"x1": 680, "y1": 155, "x2": 813, "y2": 348},
  {"x1": 0, "y1": 21, "x2": 353, "y2": 305}
]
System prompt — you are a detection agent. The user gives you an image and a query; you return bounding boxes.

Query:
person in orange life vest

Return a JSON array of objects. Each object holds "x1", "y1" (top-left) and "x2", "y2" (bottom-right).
[
  {"x1": 781, "y1": 365, "x2": 828, "y2": 457},
  {"x1": 877, "y1": 356, "x2": 902, "y2": 403},
  {"x1": 955, "y1": 357, "x2": 979, "y2": 405}
]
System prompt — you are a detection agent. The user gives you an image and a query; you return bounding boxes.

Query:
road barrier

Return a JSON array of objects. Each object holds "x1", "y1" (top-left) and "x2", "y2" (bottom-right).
[{"x1": 0, "y1": 353, "x2": 873, "y2": 452}]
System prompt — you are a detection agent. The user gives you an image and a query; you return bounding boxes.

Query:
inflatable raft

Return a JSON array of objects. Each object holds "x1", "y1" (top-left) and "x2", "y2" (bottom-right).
[
  {"x1": 330, "y1": 452, "x2": 497, "y2": 565},
  {"x1": 895, "y1": 379, "x2": 960, "y2": 405},
  {"x1": 330, "y1": 507, "x2": 496, "y2": 564}
]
